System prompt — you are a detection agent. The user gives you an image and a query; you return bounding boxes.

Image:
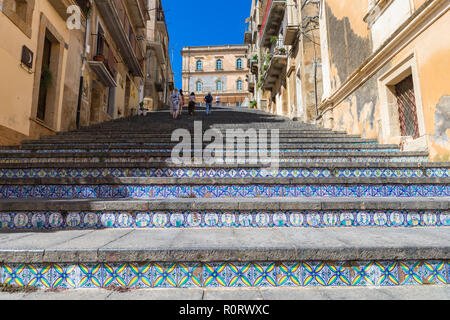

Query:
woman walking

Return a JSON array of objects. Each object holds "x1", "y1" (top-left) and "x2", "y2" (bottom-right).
[
  {"x1": 170, "y1": 88, "x2": 181, "y2": 119},
  {"x1": 188, "y1": 92, "x2": 196, "y2": 116},
  {"x1": 178, "y1": 90, "x2": 185, "y2": 117}
]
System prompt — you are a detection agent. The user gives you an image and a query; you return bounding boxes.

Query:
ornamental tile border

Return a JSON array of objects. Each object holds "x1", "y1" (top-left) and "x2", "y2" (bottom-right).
[
  {"x1": 0, "y1": 210, "x2": 448, "y2": 230},
  {"x1": 0, "y1": 168, "x2": 447, "y2": 179},
  {"x1": 0, "y1": 184, "x2": 448, "y2": 199},
  {"x1": 1, "y1": 261, "x2": 448, "y2": 289}
]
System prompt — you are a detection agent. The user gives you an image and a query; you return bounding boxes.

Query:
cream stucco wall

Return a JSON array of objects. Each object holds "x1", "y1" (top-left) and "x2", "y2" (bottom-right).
[{"x1": 0, "y1": 0, "x2": 70, "y2": 142}]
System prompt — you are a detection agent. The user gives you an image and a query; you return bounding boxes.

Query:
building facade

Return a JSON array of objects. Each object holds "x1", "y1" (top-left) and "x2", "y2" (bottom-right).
[
  {"x1": 245, "y1": 0, "x2": 322, "y2": 121},
  {"x1": 144, "y1": 0, "x2": 173, "y2": 111},
  {"x1": 181, "y1": 45, "x2": 250, "y2": 106},
  {"x1": 318, "y1": 0, "x2": 450, "y2": 161},
  {"x1": 0, "y1": 0, "x2": 148, "y2": 145},
  {"x1": 245, "y1": 0, "x2": 450, "y2": 161}
]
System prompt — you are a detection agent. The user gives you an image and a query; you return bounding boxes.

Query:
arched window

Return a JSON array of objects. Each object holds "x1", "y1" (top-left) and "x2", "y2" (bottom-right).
[
  {"x1": 216, "y1": 80, "x2": 223, "y2": 92},
  {"x1": 196, "y1": 81, "x2": 202, "y2": 92},
  {"x1": 237, "y1": 80, "x2": 243, "y2": 91},
  {"x1": 216, "y1": 59, "x2": 223, "y2": 70},
  {"x1": 196, "y1": 60, "x2": 203, "y2": 71},
  {"x1": 236, "y1": 58, "x2": 243, "y2": 69}
]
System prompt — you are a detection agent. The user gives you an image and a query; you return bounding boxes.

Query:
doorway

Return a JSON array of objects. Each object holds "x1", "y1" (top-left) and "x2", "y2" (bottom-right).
[{"x1": 36, "y1": 36, "x2": 52, "y2": 121}]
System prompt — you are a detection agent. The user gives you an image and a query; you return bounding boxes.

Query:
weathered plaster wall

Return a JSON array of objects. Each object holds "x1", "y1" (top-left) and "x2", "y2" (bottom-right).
[{"x1": 322, "y1": 0, "x2": 450, "y2": 161}]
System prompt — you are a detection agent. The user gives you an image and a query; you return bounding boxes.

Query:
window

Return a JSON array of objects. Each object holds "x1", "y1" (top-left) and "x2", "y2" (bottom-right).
[
  {"x1": 196, "y1": 60, "x2": 202, "y2": 71},
  {"x1": 216, "y1": 59, "x2": 223, "y2": 70},
  {"x1": 236, "y1": 58, "x2": 243, "y2": 69},
  {"x1": 3, "y1": 0, "x2": 35, "y2": 38},
  {"x1": 216, "y1": 80, "x2": 223, "y2": 92},
  {"x1": 196, "y1": 81, "x2": 202, "y2": 92},
  {"x1": 237, "y1": 80, "x2": 243, "y2": 91}
]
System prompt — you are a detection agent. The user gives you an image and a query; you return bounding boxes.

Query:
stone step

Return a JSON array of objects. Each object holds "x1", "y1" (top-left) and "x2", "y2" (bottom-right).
[
  {"x1": 1, "y1": 164, "x2": 447, "y2": 179},
  {"x1": 57, "y1": 129, "x2": 345, "y2": 136},
  {"x1": 0, "y1": 178, "x2": 448, "y2": 199},
  {"x1": 0, "y1": 143, "x2": 400, "y2": 152},
  {"x1": 0, "y1": 198, "x2": 448, "y2": 231},
  {"x1": 0, "y1": 228, "x2": 448, "y2": 289},
  {"x1": 21, "y1": 137, "x2": 380, "y2": 144},
  {"x1": 0, "y1": 147, "x2": 402, "y2": 157},
  {"x1": 0, "y1": 152, "x2": 430, "y2": 164}
]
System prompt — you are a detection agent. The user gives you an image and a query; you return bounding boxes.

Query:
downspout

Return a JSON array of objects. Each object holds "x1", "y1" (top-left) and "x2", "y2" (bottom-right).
[{"x1": 76, "y1": 1, "x2": 92, "y2": 129}]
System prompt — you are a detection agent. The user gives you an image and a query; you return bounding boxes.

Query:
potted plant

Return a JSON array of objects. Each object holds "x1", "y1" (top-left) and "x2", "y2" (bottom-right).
[
  {"x1": 250, "y1": 100, "x2": 257, "y2": 109},
  {"x1": 270, "y1": 36, "x2": 278, "y2": 44},
  {"x1": 40, "y1": 66, "x2": 53, "y2": 91}
]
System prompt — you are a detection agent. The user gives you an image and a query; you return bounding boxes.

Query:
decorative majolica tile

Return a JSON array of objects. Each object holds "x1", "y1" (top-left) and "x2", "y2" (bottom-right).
[
  {"x1": 423, "y1": 261, "x2": 447, "y2": 285},
  {"x1": 127, "y1": 263, "x2": 153, "y2": 288},
  {"x1": 203, "y1": 263, "x2": 228, "y2": 287},
  {"x1": 153, "y1": 264, "x2": 178, "y2": 288},
  {"x1": 103, "y1": 264, "x2": 128, "y2": 288},
  {"x1": 350, "y1": 262, "x2": 378, "y2": 287},
  {"x1": 52, "y1": 264, "x2": 80, "y2": 289},
  {"x1": 177, "y1": 263, "x2": 202, "y2": 288},
  {"x1": 302, "y1": 262, "x2": 328, "y2": 287},
  {"x1": 228, "y1": 263, "x2": 254, "y2": 287},
  {"x1": 78, "y1": 264, "x2": 103, "y2": 288},
  {"x1": 277, "y1": 263, "x2": 301, "y2": 287},
  {"x1": 373, "y1": 262, "x2": 400, "y2": 286},
  {"x1": 253, "y1": 263, "x2": 277, "y2": 287}
]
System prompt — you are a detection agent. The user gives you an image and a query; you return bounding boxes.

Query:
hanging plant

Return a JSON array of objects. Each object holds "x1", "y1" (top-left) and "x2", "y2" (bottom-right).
[{"x1": 40, "y1": 66, "x2": 53, "y2": 92}]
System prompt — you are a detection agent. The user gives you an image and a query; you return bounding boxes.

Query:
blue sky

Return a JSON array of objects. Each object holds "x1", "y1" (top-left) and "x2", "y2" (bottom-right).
[{"x1": 162, "y1": 0, "x2": 252, "y2": 88}]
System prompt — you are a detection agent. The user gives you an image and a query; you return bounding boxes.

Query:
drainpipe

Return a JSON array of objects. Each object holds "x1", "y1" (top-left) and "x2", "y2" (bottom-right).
[{"x1": 76, "y1": 1, "x2": 92, "y2": 129}]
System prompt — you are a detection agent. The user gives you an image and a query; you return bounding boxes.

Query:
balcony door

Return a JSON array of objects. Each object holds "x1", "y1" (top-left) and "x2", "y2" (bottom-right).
[{"x1": 36, "y1": 36, "x2": 52, "y2": 121}]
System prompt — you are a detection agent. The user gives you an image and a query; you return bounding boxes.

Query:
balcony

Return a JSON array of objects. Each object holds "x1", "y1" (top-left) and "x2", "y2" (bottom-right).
[
  {"x1": 96, "y1": 0, "x2": 144, "y2": 77},
  {"x1": 283, "y1": 2, "x2": 300, "y2": 45},
  {"x1": 249, "y1": 57, "x2": 258, "y2": 75},
  {"x1": 246, "y1": 74, "x2": 256, "y2": 93},
  {"x1": 261, "y1": 41, "x2": 288, "y2": 90},
  {"x1": 124, "y1": 0, "x2": 149, "y2": 28},
  {"x1": 147, "y1": 38, "x2": 166, "y2": 63},
  {"x1": 259, "y1": 0, "x2": 286, "y2": 48},
  {"x1": 88, "y1": 34, "x2": 117, "y2": 87},
  {"x1": 48, "y1": 0, "x2": 82, "y2": 19}
]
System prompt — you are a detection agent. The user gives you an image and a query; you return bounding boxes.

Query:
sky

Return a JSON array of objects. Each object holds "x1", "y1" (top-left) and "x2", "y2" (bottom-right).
[{"x1": 162, "y1": 0, "x2": 252, "y2": 88}]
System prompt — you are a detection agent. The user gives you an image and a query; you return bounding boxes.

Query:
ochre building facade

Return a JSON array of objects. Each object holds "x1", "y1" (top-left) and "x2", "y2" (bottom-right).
[
  {"x1": 0, "y1": 0, "x2": 148, "y2": 145},
  {"x1": 181, "y1": 45, "x2": 250, "y2": 106}
]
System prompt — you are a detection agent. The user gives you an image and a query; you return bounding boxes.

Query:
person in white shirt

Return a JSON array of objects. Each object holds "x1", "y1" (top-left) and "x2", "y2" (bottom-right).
[{"x1": 170, "y1": 88, "x2": 181, "y2": 119}]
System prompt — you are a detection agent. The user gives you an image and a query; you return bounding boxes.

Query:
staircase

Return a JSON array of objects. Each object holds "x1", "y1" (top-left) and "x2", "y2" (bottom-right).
[{"x1": 0, "y1": 107, "x2": 448, "y2": 290}]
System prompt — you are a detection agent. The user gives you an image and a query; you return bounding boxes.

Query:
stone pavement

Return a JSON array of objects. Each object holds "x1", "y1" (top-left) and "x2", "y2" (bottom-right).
[{"x1": 1, "y1": 286, "x2": 448, "y2": 300}]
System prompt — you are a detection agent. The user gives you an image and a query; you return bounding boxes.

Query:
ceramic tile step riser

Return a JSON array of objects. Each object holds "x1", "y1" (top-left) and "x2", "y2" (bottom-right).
[
  {"x1": 0, "y1": 183, "x2": 448, "y2": 199},
  {"x1": 2, "y1": 166, "x2": 447, "y2": 179},
  {"x1": 57, "y1": 131, "x2": 348, "y2": 137},
  {"x1": 0, "y1": 145, "x2": 401, "y2": 153},
  {"x1": 2, "y1": 210, "x2": 449, "y2": 231},
  {"x1": 0, "y1": 151, "x2": 429, "y2": 159},
  {"x1": 0, "y1": 156, "x2": 430, "y2": 164},
  {"x1": 0, "y1": 228, "x2": 448, "y2": 289},
  {"x1": 0, "y1": 148, "x2": 402, "y2": 156},
  {"x1": 17, "y1": 141, "x2": 382, "y2": 148},
  {"x1": 1, "y1": 260, "x2": 448, "y2": 289}
]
